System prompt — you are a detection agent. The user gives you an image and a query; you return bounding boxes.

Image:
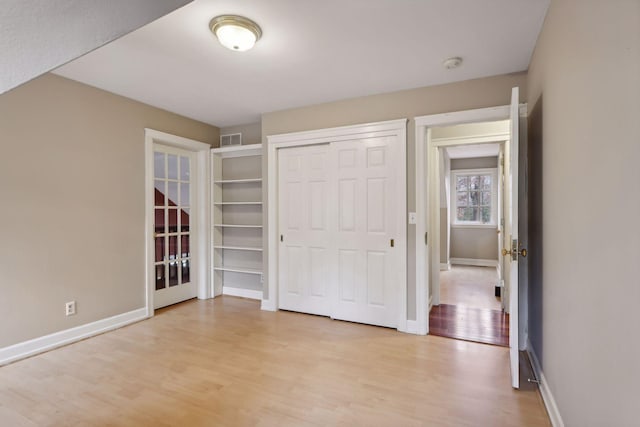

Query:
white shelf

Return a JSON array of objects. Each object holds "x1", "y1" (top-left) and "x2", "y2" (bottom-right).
[
  {"x1": 214, "y1": 224, "x2": 262, "y2": 228},
  {"x1": 214, "y1": 245, "x2": 263, "y2": 252},
  {"x1": 213, "y1": 202, "x2": 263, "y2": 205},
  {"x1": 212, "y1": 144, "x2": 261, "y2": 158},
  {"x1": 214, "y1": 178, "x2": 262, "y2": 184},
  {"x1": 214, "y1": 266, "x2": 262, "y2": 275}
]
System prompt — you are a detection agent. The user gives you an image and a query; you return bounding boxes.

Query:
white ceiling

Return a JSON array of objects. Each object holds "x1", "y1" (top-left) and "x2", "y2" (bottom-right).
[
  {"x1": 54, "y1": 0, "x2": 549, "y2": 127},
  {"x1": 446, "y1": 143, "x2": 501, "y2": 159}
]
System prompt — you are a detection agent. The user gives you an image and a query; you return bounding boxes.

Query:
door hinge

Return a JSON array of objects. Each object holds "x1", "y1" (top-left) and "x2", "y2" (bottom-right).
[
  {"x1": 390, "y1": 239, "x2": 394, "y2": 247},
  {"x1": 280, "y1": 234, "x2": 283, "y2": 242},
  {"x1": 425, "y1": 232, "x2": 428, "y2": 245}
]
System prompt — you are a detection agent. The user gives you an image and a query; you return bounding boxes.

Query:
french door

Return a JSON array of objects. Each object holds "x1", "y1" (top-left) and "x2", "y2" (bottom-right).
[
  {"x1": 278, "y1": 135, "x2": 403, "y2": 328},
  {"x1": 153, "y1": 145, "x2": 197, "y2": 308}
]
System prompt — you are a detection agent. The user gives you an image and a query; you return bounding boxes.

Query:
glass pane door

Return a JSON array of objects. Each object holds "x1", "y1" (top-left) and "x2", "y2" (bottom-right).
[{"x1": 153, "y1": 146, "x2": 196, "y2": 308}]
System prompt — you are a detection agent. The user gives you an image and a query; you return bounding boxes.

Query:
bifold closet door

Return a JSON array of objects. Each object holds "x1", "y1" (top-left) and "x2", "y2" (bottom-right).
[{"x1": 278, "y1": 144, "x2": 333, "y2": 316}]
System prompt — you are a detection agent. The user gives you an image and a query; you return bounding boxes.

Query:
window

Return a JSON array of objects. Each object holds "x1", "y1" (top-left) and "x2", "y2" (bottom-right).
[{"x1": 451, "y1": 168, "x2": 497, "y2": 227}]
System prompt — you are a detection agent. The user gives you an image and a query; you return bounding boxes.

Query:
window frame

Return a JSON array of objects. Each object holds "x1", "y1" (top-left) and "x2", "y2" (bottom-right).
[{"x1": 450, "y1": 167, "x2": 498, "y2": 228}]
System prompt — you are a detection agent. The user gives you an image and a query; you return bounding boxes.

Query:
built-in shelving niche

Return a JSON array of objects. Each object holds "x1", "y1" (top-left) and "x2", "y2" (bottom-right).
[{"x1": 212, "y1": 145, "x2": 263, "y2": 300}]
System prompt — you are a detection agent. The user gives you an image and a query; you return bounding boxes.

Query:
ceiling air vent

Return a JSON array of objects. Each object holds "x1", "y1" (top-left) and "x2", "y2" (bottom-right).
[{"x1": 220, "y1": 133, "x2": 242, "y2": 147}]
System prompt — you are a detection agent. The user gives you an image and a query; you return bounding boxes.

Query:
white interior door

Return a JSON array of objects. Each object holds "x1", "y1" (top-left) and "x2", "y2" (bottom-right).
[
  {"x1": 153, "y1": 145, "x2": 197, "y2": 309},
  {"x1": 504, "y1": 87, "x2": 520, "y2": 388},
  {"x1": 331, "y1": 137, "x2": 399, "y2": 328},
  {"x1": 277, "y1": 136, "x2": 403, "y2": 328},
  {"x1": 278, "y1": 144, "x2": 333, "y2": 316}
]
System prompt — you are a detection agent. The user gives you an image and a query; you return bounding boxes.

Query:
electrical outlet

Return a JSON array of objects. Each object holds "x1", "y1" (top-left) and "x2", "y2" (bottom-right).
[{"x1": 65, "y1": 301, "x2": 76, "y2": 316}]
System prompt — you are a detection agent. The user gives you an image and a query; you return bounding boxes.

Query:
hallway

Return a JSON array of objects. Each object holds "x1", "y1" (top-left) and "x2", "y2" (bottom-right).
[{"x1": 430, "y1": 265, "x2": 509, "y2": 346}]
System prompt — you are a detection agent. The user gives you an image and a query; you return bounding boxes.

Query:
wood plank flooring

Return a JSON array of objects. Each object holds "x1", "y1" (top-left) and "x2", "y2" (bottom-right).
[
  {"x1": 0, "y1": 297, "x2": 550, "y2": 426},
  {"x1": 429, "y1": 304, "x2": 510, "y2": 346}
]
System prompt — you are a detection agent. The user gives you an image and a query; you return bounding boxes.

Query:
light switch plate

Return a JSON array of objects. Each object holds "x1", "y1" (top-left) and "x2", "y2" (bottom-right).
[{"x1": 408, "y1": 212, "x2": 417, "y2": 224}]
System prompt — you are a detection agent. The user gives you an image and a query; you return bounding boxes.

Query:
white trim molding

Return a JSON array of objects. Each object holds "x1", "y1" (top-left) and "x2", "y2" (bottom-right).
[
  {"x1": 439, "y1": 262, "x2": 451, "y2": 271},
  {"x1": 260, "y1": 298, "x2": 277, "y2": 312},
  {"x1": 0, "y1": 308, "x2": 148, "y2": 366},
  {"x1": 222, "y1": 286, "x2": 263, "y2": 300},
  {"x1": 527, "y1": 340, "x2": 565, "y2": 427},
  {"x1": 405, "y1": 320, "x2": 419, "y2": 334},
  {"x1": 266, "y1": 119, "x2": 408, "y2": 331},
  {"x1": 450, "y1": 258, "x2": 499, "y2": 268}
]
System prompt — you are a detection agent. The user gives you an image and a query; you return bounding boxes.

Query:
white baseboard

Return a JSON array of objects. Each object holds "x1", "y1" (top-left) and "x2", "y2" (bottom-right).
[
  {"x1": 260, "y1": 298, "x2": 277, "y2": 312},
  {"x1": 405, "y1": 320, "x2": 418, "y2": 334},
  {"x1": 222, "y1": 286, "x2": 263, "y2": 300},
  {"x1": 0, "y1": 308, "x2": 148, "y2": 366},
  {"x1": 450, "y1": 257, "x2": 499, "y2": 268},
  {"x1": 439, "y1": 262, "x2": 451, "y2": 271},
  {"x1": 527, "y1": 340, "x2": 564, "y2": 427}
]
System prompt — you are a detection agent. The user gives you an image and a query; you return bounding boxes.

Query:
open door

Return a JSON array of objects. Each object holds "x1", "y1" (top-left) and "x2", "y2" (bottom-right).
[{"x1": 503, "y1": 87, "x2": 521, "y2": 388}]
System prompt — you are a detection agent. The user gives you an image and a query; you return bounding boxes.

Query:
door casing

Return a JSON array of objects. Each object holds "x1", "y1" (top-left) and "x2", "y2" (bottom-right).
[{"x1": 414, "y1": 105, "x2": 527, "y2": 336}]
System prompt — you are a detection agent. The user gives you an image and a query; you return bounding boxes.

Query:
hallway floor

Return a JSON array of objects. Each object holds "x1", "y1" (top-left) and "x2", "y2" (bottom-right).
[
  {"x1": 440, "y1": 265, "x2": 502, "y2": 310},
  {"x1": 431, "y1": 265, "x2": 508, "y2": 346}
]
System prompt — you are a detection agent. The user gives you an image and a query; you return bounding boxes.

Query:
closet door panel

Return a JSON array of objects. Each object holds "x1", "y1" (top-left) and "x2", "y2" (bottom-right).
[
  {"x1": 332, "y1": 136, "x2": 399, "y2": 328},
  {"x1": 278, "y1": 144, "x2": 332, "y2": 316}
]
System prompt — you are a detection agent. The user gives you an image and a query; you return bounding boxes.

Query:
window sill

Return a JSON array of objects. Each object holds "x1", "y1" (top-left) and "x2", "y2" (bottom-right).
[{"x1": 451, "y1": 223, "x2": 498, "y2": 229}]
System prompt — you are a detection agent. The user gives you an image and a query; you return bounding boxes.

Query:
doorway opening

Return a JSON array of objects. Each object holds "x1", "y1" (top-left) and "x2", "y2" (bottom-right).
[
  {"x1": 415, "y1": 89, "x2": 525, "y2": 389},
  {"x1": 428, "y1": 123, "x2": 509, "y2": 346}
]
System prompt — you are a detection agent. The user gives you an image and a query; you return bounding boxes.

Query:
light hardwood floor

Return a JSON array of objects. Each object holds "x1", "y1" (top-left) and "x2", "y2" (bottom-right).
[
  {"x1": 440, "y1": 265, "x2": 502, "y2": 310},
  {"x1": 0, "y1": 297, "x2": 550, "y2": 426}
]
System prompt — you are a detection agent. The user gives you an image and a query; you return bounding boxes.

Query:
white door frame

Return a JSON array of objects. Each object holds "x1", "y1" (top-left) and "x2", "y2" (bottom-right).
[
  {"x1": 144, "y1": 129, "x2": 212, "y2": 317},
  {"x1": 414, "y1": 105, "x2": 525, "y2": 335},
  {"x1": 264, "y1": 119, "x2": 409, "y2": 332}
]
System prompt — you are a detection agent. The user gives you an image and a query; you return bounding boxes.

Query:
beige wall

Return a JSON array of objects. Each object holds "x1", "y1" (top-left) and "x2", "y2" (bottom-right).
[
  {"x1": 262, "y1": 73, "x2": 527, "y2": 319},
  {"x1": 450, "y1": 156, "x2": 497, "y2": 170},
  {"x1": 431, "y1": 120, "x2": 509, "y2": 139},
  {"x1": 450, "y1": 228, "x2": 498, "y2": 261},
  {"x1": 0, "y1": 73, "x2": 218, "y2": 348},
  {"x1": 220, "y1": 122, "x2": 262, "y2": 146},
  {"x1": 527, "y1": 0, "x2": 640, "y2": 425}
]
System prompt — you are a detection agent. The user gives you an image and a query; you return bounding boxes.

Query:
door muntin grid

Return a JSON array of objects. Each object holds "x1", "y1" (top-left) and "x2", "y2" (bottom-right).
[{"x1": 154, "y1": 151, "x2": 191, "y2": 291}]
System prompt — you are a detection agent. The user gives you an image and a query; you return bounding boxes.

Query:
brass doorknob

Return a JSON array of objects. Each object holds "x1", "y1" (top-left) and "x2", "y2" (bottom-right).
[{"x1": 503, "y1": 248, "x2": 527, "y2": 257}]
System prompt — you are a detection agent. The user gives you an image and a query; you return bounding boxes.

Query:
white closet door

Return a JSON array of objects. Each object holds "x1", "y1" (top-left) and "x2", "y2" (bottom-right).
[
  {"x1": 278, "y1": 144, "x2": 333, "y2": 316},
  {"x1": 331, "y1": 136, "x2": 399, "y2": 328}
]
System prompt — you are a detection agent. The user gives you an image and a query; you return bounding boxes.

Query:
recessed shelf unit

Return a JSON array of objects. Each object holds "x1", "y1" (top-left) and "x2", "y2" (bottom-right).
[{"x1": 211, "y1": 144, "x2": 263, "y2": 300}]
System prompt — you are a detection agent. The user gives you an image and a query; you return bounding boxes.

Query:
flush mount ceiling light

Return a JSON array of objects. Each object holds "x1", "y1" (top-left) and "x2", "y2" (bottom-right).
[
  {"x1": 443, "y1": 56, "x2": 463, "y2": 69},
  {"x1": 209, "y1": 15, "x2": 262, "y2": 52}
]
